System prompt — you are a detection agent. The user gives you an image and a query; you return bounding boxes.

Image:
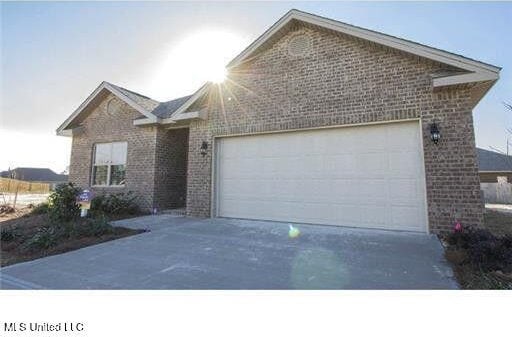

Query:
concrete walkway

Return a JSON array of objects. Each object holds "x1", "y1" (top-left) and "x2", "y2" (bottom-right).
[
  {"x1": 0, "y1": 215, "x2": 458, "y2": 289},
  {"x1": 486, "y1": 203, "x2": 512, "y2": 214}
]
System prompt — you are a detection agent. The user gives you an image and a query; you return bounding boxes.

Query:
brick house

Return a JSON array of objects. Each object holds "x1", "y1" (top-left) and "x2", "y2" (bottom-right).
[{"x1": 57, "y1": 10, "x2": 500, "y2": 233}]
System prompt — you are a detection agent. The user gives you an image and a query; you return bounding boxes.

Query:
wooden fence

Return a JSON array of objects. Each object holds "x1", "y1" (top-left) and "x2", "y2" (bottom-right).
[{"x1": 0, "y1": 177, "x2": 50, "y2": 194}]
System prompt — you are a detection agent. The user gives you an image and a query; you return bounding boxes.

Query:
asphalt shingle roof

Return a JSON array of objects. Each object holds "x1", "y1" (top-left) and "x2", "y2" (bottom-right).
[
  {"x1": 0, "y1": 168, "x2": 68, "y2": 182},
  {"x1": 152, "y1": 95, "x2": 193, "y2": 119},
  {"x1": 477, "y1": 148, "x2": 512, "y2": 172},
  {"x1": 107, "y1": 82, "x2": 192, "y2": 119}
]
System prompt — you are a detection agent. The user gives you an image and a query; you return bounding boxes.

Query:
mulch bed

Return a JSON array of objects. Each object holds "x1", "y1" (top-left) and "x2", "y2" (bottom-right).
[
  {"x1": 442, "y1": 210, "x2": 512, "y2": 289},
  {"x1": 444, "y1": 248, "x2": 512, "y2": 290},
  {"x1": 1, "y1": 209, "x2": 145, "y2": 267}
]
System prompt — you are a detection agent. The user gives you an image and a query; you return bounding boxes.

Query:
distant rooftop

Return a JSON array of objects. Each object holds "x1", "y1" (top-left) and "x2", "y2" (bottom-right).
[
  {"x1": 0, "y1": 167, "x2": 68, "y2": 182},
  {"x1": 477, "y1": 148, "x2": 512, "y2": 172}
]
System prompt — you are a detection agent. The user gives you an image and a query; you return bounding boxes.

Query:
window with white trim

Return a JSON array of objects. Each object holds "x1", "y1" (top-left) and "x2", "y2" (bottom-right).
[{"x1": 92, "y1": 142, "x2": 127, "y2": 186}]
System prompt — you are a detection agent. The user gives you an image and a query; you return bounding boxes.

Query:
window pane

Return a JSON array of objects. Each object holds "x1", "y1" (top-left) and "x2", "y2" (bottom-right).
[
  {"x1": 93, "y1": 165, "x2": 108, "y2": 185},
  {"x1": 94, "y1": 143, "x2": 111, "y2": 165},
  {"x1": 110, "y1": 165, "x2": 126, "y2": 185},
  {"x1": 111, "y1": 142, "x2": 127, "y2": 165}
]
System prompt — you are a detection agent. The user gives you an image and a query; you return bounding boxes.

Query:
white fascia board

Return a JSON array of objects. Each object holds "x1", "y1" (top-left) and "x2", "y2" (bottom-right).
[
  {"x1": 133, "y1": 117, "x2": 161, "y2": 126},
  {"x1": 166, "y1": 83, "x2": 211, "y2": 122},
  {"x1": 227, "y1": 11, "x2": 295, "y2": 67},
  {"x1": 103, "y1": 82, "x2": 158, "y2": 121},
  {"x1": 57, "y1": 126, "x2": 84, "y2": 137},
  {"x1": 56, "y1": 81, "x2": 158, "y2": 136},
  {"x1": 479, "y1": 170, "x2": 512, "y2": 173},
  {"x1": 228, "y1": 10, "x2": 500, "y2": 80},
  {"x1": 58, "y1": 129, "x2": 73, "y2": 137},
  {"x1": 56, "y1": 82, "x2": 107, "y2": 136},
  {"x1": 161, "y1": 118, "x2": 176, "y2": 124},
  {"x1": 433, "y1": 71, "x2": 499, "y2": 88},
  {"x1": 164, "y1": 110, "x2": 207, "y2": 123}
]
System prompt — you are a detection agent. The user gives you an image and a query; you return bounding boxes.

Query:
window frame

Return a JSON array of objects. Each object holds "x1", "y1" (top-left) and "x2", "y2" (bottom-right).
[{"x1": 91, "y1": 141, "x2": 127, "y2": 187}]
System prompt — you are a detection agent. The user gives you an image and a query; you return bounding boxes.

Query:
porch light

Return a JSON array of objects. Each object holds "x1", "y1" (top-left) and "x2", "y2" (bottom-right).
[
  {"x1": 200, "y1": 141, "x2": 208, "y2": 156},
  {"x1": 430, "y1": 122, "x2": 441, "y2": 144}
]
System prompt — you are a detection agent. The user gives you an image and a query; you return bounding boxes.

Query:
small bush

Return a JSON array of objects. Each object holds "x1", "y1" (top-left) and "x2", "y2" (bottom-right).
[
  {"x1": 446, "y1": 227, "x2": 494, "y2": 249},
  {"x1": 91, "y1": 192, "x2": 139, "y2": 216},
  {"x1": 1, "y1": 227, "x2": 19, "y2": 242},
  {"x1": 54, "y1": 216, "x2": 114, "y2": 239},
  {"x1": 25, "y1": 226, "x2": 60, "y2": 250},
  {"x1": 30, "y1": 202, "x2": 49, "y2": 215},
  {"x1": 47, "y1": 183, "x2": 81, "y2": 223},
  {"x1": 82, "y1": 216, "x2": 114, "y2": 237},
  {"x1": 446, "y1": 227, "x2": 512, "y2": 273}
]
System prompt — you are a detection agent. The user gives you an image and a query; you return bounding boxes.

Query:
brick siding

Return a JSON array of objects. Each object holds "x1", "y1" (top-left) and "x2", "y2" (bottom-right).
[
  {"x1": 185, "y1": 25, "x2": 484, "y2": 233},
  {"x1": 69, "y1": 94, "x2": 157, "y2": 210},
  {"x1": 153, "y1": 128, "x2": 189, "y2": 209}
]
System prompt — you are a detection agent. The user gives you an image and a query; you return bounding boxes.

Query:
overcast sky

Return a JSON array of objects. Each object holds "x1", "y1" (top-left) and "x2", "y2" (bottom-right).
[{"x1": 1, "y1": 1, "x2": 511, "y2": 173}]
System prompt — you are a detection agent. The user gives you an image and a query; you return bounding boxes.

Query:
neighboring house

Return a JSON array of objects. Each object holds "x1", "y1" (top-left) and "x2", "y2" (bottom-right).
[
  {"x1": 477, "y1": 148, "x2": 512, "y2": 182},
  {"x1": 57, "y1": 10, "x2": 501, "y2": 233},
  {"x1": 477, "y1": 148, "x2": 512, "y2": 204},
  {"x1": 1, "y1": 167, "x2": 68, "y2": 188}
]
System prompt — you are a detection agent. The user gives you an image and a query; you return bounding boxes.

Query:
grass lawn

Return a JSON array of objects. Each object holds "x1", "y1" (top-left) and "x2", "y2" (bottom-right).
[
  {"x1": 484, "y1": 210, "x2": 512, "y2": 237},
  {"x1": 0, "y1": 206, "x2": 145, "y2": 267},
  {"x1": 443, "y1": 209, "x2": 512, "y2": 290}
]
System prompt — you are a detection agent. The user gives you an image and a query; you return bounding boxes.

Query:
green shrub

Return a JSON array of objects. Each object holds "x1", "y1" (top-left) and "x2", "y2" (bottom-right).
[
  {"x1": 91, "y1": 192, "x2": 139, "y2": 216},
  {"x1": 52, "y1": 216, "x2": 113, "y2": 239},
  {"x1": 47, "y1": 183, "x2": 81, "y2": 223},
  {"x1": 30, "y1": 202, "x2": 50, "y2": 215},
  {"x1": 1, "y1": 226, "x2": 19, "y2": 242},
  {"x1": 83, "y1": 215, "x2": 114, "y2": 237},
  {"x1": 25, "y1": 226, "x2": 60, "y2": 250},
  {"x1": 55, "y1": 221, "x2": 77, "y2": 239}
]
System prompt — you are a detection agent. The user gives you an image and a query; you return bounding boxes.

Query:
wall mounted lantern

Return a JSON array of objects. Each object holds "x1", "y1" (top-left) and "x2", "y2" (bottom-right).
[
  {"x1": 200, "y1": 141, "x2": 208, "y2": 156},
  {"x1": 430, "y1": 122, "x2": 441, "y2": 144}
]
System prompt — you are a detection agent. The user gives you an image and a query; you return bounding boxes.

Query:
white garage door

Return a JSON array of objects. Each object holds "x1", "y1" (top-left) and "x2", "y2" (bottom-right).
[{"x1": 215, "y1": 121, "x2": 427, "y2": 232}]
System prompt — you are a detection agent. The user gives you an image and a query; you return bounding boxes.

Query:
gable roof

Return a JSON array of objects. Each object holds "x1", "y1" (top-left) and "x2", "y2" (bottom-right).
[
  {"x1": 109, "y1": 83, "x2": 160, "y2": 113},
  {"x1": 0, "y1": 167, "x2": 68, "y2": 182},
  {"x1": 228, "y1": 9, "x2": 500, "y2": 86},
  {"x1": 172, "y1": 9, "x2": 500, "y2": 121},
  {"x1": 56, "y1": 81, "x2": 193, "y2": 135},
  {"x1": 57, "y1": 10, "x2": 502, "y2": 130},
  {"x1": 152, "y1": 95, "x2": 193, "y2": 119},
  {"x1": 477, "y1": 148, "x2": 512, "y2": 172}
]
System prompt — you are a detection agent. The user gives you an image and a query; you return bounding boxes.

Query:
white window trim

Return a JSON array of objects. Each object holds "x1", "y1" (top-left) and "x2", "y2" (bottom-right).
[{"x1": 91, "y1": 142, "x2": 127, "y2": 187}]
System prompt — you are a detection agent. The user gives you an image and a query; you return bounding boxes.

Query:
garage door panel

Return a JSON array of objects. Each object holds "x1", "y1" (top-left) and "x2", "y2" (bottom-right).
[
  {"x1": 391, "y1": 206, "x2": 425, "y2": 230},
  {"x1": 389, "y1": 178, "x2": 424, "y2": 204},
  {"x1": 356, "y1": 153, "x2": 389, "y2": 175},
  {"x1": 386, "y1": 123, "x2": 420, "y2": 150},
  {"x1": 388, "y1": 151, "x2": 421, "y2": 176},
  {"x1": 335, "y1": 205, "x2": 363, "y2": 224},
  {"x1": 216, "y1": 122, "x2": 427, "y2": 232},
  {"x1": 358, "y1": 180, "x2": 389, "y2": 200},
  {"x1": 360, "y1": 205, "x2": 392, "y2": 227},
  {"x1": 327, "y1": 154, "x2": 358, "y2": 176}
]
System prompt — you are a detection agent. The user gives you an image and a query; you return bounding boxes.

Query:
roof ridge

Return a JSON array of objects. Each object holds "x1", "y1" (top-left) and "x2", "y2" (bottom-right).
[
  {"x1": 288, "y1": 9, "x2": 501, "y2": 71},
  {"x1": 105, "y1": 81, "x2": 158, "y2": 102}
]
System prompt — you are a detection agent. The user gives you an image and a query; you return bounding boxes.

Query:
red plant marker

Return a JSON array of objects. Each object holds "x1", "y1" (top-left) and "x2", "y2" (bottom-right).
[{"x1": 454, "y1": 221, "x2": 463, "y2": 233}]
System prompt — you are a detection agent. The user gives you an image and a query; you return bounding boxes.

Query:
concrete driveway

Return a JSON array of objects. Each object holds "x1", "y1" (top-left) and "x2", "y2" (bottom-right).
[{"x1": 0, "y1": 215, "x2": 458, "y2": 289}]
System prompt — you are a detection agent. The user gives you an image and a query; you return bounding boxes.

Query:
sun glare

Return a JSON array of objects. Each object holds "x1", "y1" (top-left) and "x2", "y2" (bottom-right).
[{"x1": 149, "y1": 30, "x2": 248, "y2": 99}]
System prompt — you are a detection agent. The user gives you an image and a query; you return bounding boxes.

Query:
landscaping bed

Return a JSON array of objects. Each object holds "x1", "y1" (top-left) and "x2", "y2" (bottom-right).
[
  {"x1": 442, "y1": 210, "x2": 512, "y2": 289},
  {"x1": 1, "y1": 184, "x2": 147, "y2": 267}
]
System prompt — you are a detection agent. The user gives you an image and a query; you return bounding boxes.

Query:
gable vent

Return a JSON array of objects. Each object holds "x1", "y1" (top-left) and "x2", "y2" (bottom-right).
[{"x1": 287, "y1": 35, "x2": 311, "y2": 57}]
